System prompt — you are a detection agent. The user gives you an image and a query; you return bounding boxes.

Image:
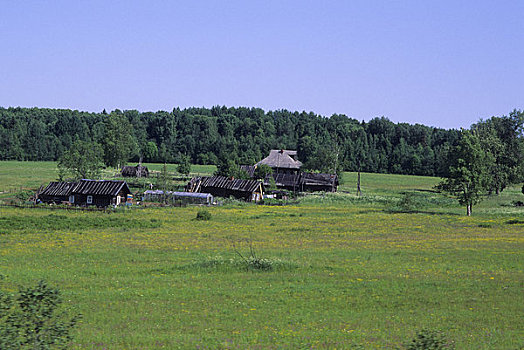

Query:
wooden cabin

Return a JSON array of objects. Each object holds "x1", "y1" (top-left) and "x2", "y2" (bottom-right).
[
  {"x1": 39, "y1": 180, "x2": 132, "y2": 207},
  {"x1": 187, "y1": 176, "x2": 264, "y2": 202}
]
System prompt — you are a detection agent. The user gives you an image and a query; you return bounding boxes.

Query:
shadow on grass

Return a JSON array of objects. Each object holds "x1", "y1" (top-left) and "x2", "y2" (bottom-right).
[
  {"x1": 383, "y1": 209, "x2": 460, "y2": 216},
  {"x1": 357, "y1": 209, "x2": 381, "y2": 215},
  {"x1": 413, "y1": 188, "x2": 440, "y2": 194},
  {"x1": 506, "y1": 219, "x2": 524, "y2": 225}
]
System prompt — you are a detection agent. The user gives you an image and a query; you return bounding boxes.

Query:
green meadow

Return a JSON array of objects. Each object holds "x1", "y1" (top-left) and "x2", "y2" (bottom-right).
[{"x1": 0, "y1": 161, "x2": 523, "y2": 349}]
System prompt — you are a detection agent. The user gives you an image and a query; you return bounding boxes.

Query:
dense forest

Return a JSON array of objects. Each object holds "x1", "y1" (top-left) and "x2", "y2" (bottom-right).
[{"x1": 0, "y1": 106, "x2": 520, "y2": 178}]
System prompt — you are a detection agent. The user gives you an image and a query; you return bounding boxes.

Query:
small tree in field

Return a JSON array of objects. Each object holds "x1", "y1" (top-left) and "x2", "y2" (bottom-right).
[
  {"x1": 177, "y1": 154, "x2": 191, "y2": 176},
  {"x1": 58, "y1": 140, "x2": 104, "y2": 180},
  {"x1": 437, "y1": 130, "x2": 492, "y2": 216}
]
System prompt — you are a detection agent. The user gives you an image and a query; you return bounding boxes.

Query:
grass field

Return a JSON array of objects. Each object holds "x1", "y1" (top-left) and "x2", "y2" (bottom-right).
[
  {"x1": 0, "y1": 161, "x2": 217, "y2": 193},
  {"x1": 0, "y1": 161, "x2": 523, "y2": 349}
]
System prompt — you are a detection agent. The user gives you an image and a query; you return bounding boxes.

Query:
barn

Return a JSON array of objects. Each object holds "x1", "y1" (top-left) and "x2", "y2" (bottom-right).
[
  {"x1": 263, "y1": 172, "x2": 339, "y2": 192},
  {"x1": 253, "y1": 150, "x2": 339, "y2": 192},
  {"x1": 39, "y1": 180, "x2": 132, "y2": 207},
  {"x1": 187, "y1": 176, "x2": 264, "y2": 202},
  {"x1": 121, "y1": 165, "x2": 149, "y2": 178}
]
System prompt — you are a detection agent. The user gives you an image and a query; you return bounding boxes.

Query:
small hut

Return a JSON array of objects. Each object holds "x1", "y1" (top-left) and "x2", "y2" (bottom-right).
[{"x1": 121, "y1": 165, "x2": 149, "y2": 178}]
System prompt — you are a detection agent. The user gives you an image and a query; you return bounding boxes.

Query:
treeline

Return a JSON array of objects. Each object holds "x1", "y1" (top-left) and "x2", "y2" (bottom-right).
[{"x1": 0, "y1": 106, "x2": 517, "y2": 177}]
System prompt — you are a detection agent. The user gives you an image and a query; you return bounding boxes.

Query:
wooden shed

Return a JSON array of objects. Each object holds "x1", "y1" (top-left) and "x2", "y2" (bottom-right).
[
  {"x1": 187, "y1": 176, "x2": 264, "y2": 202},
  {"x1": 264, "y1": 173, "x2": 301, "y2": 191},
  {"x1": 262, "y1": 172, "x2": 338, "y2": 192},
  {"x1": 121, "y1": 165, "x2": 149, "y2": 178},
  {"x1": 300, "y1": 172, "x2": 339, "y2": 192},
  {"x1": 39, "y1": 180, "x2": 131, "y2": 207}
]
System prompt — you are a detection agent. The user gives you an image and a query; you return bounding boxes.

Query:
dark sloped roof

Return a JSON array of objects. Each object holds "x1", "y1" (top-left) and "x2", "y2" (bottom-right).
[
  {"x1": 257, "y1": 150, "x2": 302, "y2": 169},
  {"x1": 301, "y1": 172, "x2": 339, "y2": 185},
  {"x1": 262, "y1": 172, "x2": 338, "y2": 189},
  {"x1": 194, "y1": 176, "x2": 262, "y2": 193},
  {"x1": 73, "y1": 180, "x2": 130, "y2": 196},
  {"x1": 265, "y1": 173, "x2": 300, "y2": 187},
  {"x1": 40, "y1": 181, "x2": 77, "y2": 197}
]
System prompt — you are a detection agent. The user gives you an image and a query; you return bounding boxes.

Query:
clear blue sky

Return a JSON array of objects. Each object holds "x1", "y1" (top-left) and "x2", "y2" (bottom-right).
[{"x1": 1, "y1": 1, "x2": 522, "y2": 129}]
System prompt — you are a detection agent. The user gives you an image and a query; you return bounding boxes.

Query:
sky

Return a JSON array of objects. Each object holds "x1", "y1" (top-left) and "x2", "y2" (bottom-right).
[{"x1": 1, "y1": 1, "x2": 522, "y2": 129}]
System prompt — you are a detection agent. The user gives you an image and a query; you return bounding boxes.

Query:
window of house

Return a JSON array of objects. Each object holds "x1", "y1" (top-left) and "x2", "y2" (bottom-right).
[
  {"x1": 87, "y1": 195, "x2": 93, "y2": 204},
  {"x1": 69, "y1": 195, "x2": 74, "y2": 203}
]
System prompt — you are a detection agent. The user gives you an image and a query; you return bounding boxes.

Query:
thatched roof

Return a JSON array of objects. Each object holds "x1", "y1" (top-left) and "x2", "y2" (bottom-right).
[{"x1": 257, "y1": 150, "x2": 302, "y2": 169}]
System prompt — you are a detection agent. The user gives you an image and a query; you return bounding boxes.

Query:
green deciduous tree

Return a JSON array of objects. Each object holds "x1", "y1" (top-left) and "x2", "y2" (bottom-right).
[
  {"x1": 57, "y1": 140, "x2": 104, "y2": 180},
  {"x1": 437, "y1": 130, "x2": 493, "y2": 216},
  {"x1": 254, "y1": 164, "x2": 273, "y2": 180},
  {"x1": 472, "y1": 110, "x2": 524, "y2": 194},
  {"x1": 177, "y1": 154, "x2": 192, "y2": 176},
  {"x1": 102, "y1": 111, "x2": 138, "y2": 168},
  {"x1": 141, "y1": 141, "x2": 158, "y2": 162}
]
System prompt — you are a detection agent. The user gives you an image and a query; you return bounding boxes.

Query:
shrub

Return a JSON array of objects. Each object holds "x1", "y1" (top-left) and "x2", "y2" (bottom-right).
[
  {"x1": 195, "y1": 209, "x2": 212, "y2": 221},
  {"x1": 245, "y1": 256, "x2": 274, "y2": 271},
  {"x1": 15, "y1": 190, "x2": 33, "y2": 202},
  {"x1": 403, "y1": 329, "x2": 454, "y2": 350},
  {"x1": 0, "y1": 280, "x2": 80, "y2": 349},
  {"x1": 396, "y1": 192, "x2": 421, "y2": 213},
  {"x1": 184, "y1": 255, "x2": 296, "y2": 272}
]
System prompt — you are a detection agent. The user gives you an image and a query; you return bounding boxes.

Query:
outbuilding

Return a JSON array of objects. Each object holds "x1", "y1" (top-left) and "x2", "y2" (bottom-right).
[
  {"x1": 187, "y1": 176, "x2": 264, "y2": 202},
  {"x1": 121, "y1": 164, "x2": 149, "y2": 178}
]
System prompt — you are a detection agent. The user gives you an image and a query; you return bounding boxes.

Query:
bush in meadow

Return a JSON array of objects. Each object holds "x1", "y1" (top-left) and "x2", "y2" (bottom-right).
[
  {"x1": 195, "y1": 209, "x2": 212, "y2": 221},
  {"x1": 402, "y1": 329, "x2": 454, "y2": 350},
  {"x1": 0, "y1": 280, "x2": 80, "y2": 349}
]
